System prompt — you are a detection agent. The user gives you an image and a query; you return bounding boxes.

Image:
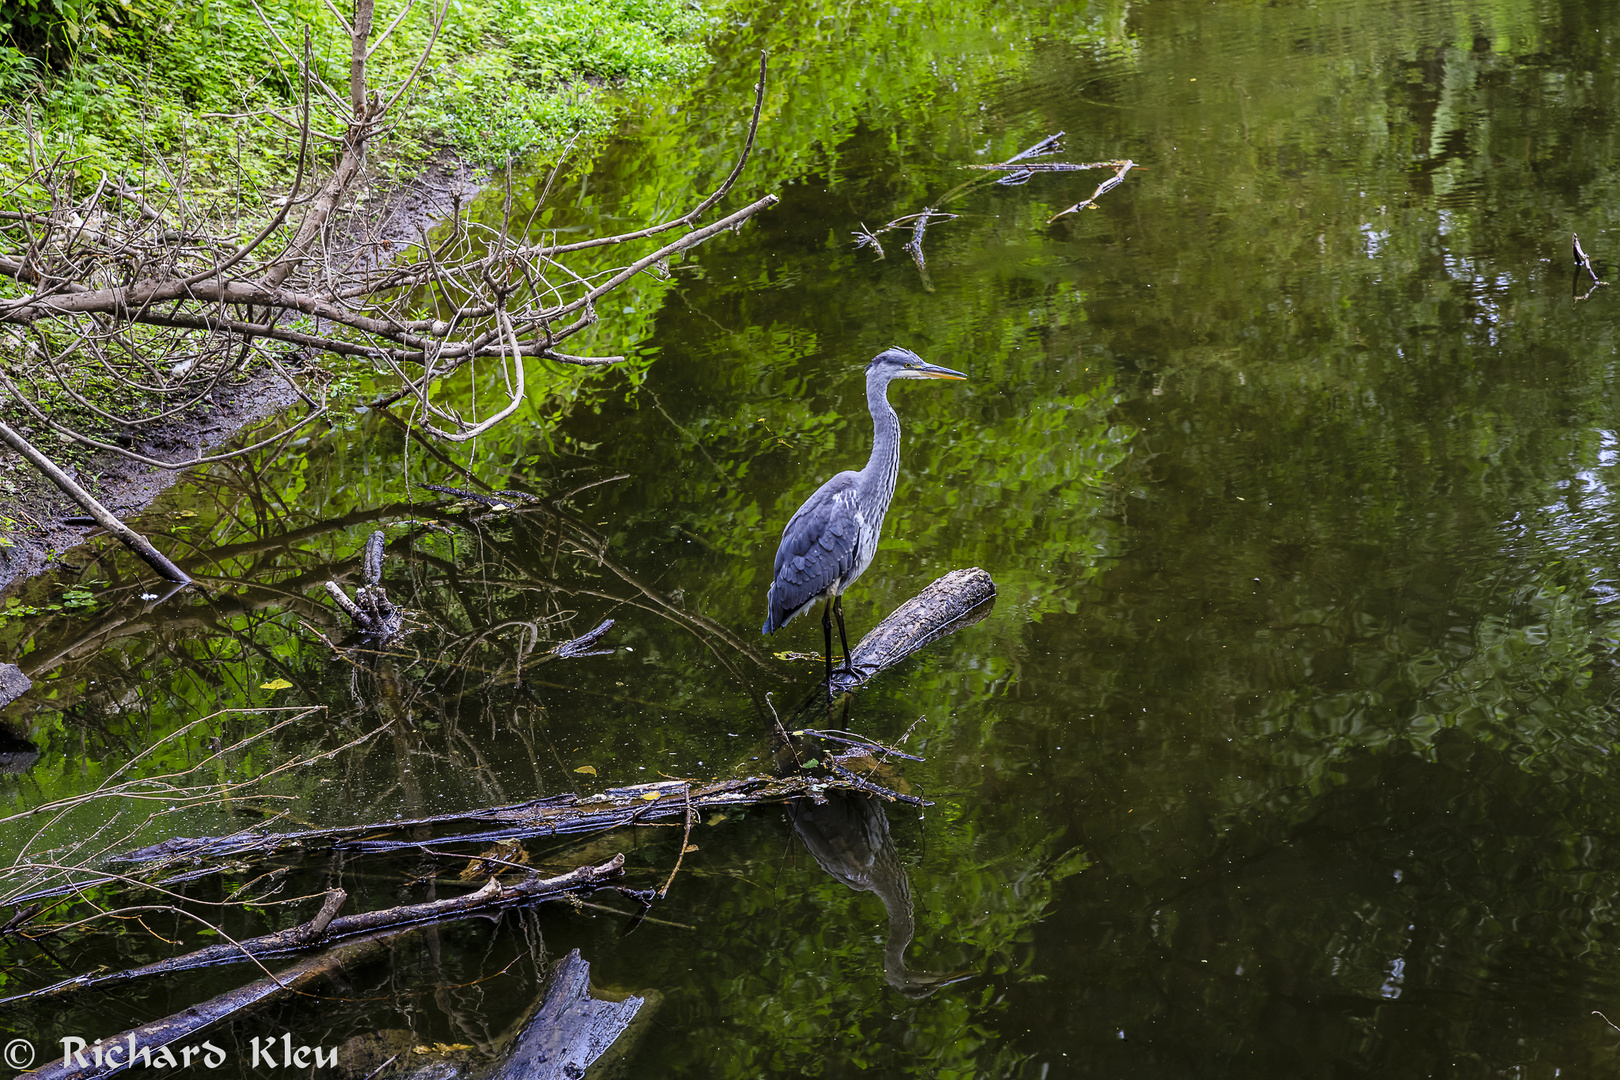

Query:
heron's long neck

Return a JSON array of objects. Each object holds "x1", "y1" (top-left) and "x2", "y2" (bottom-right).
[{"x1": 863, "y1": 374, "x2": 901, "y2": 499}]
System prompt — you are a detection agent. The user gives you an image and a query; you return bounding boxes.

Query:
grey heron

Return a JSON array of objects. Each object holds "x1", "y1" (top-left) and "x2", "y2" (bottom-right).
[{"x1": 762, "y1": 347, "x2": 967, "y2": 682}]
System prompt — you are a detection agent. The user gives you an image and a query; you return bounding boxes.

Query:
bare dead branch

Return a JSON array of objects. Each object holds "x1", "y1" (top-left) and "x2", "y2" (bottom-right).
[
  {"x1": 0, "y1": 418, "x2": 190, "y2": 583},
  {"x1": 0, "y1": 29, "x2": 779, "y2": 507},
  {"x1": 1049, "y1": 159, "x2": 1139, "y2": 220}
]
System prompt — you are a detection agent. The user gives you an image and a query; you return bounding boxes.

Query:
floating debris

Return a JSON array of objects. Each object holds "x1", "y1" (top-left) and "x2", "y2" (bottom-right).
[
  {"x1": 852, "y1": 132, "x2": 1140, "y2": 285},
  {"x1": 1047, "y1": 159, "x2": 1139, "y2": 221}
]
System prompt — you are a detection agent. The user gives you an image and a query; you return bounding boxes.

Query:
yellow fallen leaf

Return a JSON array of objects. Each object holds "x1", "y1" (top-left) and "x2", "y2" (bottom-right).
[
  {"x1": 640, "y1": 792, "x2": 661, "y2": 801},
  {"x1": 259, "y1": 678, "x2": 293, "y2": 690},
  {"x1": 574, "y1": 765, "x2": 597, "y2": 775}
]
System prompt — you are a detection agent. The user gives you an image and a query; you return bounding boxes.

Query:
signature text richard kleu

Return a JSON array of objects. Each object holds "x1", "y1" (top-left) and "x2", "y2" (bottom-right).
[{"x1": 57, "y1": 1034, "x2": 340, "y2": 1069}]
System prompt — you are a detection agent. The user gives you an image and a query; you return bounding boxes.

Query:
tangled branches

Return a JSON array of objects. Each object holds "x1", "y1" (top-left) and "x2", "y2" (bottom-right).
[{"x1": 0, "y1": 0, "x2": 774, "y2": 579}]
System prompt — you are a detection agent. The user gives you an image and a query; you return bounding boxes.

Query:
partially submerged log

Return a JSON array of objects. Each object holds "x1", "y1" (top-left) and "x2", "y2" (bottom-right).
[
  {"x1": 484, "y1": 949, "x2": 649, "y2": 1080},
  {"x1": 826, "y1": 567, "x2": 995, "y2": 697},
  {"x1": 38, "y1": 773, "x2": 918, "y2": 892}
]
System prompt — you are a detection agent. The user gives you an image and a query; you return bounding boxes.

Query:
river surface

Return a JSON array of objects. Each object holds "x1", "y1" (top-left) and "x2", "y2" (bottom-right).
[{"x1": 5, "y1": 0, "x2": 1620, "y2": 1075}]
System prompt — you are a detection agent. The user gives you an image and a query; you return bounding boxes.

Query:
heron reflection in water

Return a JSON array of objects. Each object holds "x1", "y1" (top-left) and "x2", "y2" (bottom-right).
[
  {"x1": 790, "y1": 790, "x2": 975, "y2": 997},
  {"x1": 762, "y1": 347, "x2": 967, "y2": 682}
]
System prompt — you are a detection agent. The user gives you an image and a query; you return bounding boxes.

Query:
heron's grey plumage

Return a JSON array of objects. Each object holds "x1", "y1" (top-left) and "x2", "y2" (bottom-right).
[{"x1": 762, "y1": 347, "x2": 966, "y2": 677}]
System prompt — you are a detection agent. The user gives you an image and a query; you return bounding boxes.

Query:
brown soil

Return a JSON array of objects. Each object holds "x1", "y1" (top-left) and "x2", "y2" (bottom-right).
[{"x1": 0, "y1": 154, "x2": 485, "y2": 593}]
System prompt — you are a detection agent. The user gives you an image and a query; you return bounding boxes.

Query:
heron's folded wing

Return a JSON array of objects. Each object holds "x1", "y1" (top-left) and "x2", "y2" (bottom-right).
[{"x1": 765, "y1": 474, "x2": 863, "y2": 630}]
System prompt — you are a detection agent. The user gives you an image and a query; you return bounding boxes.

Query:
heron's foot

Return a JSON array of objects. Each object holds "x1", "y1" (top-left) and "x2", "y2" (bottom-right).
[{"x1": 824, "y1": 661, "x2": 857, "y2": 681}]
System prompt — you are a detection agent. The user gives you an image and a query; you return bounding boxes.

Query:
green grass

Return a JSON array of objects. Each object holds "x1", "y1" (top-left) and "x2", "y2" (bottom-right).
[{"x1": 0, "y1": 0, "x2": 721, "y2": 203}]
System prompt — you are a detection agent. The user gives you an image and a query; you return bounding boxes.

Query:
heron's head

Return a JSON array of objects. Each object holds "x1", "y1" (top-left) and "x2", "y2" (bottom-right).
[{"x1": 865, "y1": 347, "x2": 967, "y2": 382}]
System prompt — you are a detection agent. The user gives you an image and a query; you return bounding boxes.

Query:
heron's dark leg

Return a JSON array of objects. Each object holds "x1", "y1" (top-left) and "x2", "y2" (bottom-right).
[
  {"x1": 832, "y1": 594, "x2": 853, "y2": 674},
  {"x1": 821, "y1": 599, "x2": 834, "y2": 683}
]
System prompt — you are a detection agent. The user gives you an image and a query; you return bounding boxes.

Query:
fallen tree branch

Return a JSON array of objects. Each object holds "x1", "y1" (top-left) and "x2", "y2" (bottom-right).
[
  {"x1": 19, "y1": 929, "x2": 403, "y2": 1080},
  {"x1": 0, "y1": 857, "x2": 624, "y2": 1008},
  {"x1": 1048, "y1": 158, "x2": 1138, "y2": 220},
  {"x1": 1573, "y1": 232, "x2": 1607, "y2": 287},
  {"x1": 107, "y1": 775, "x2": 916, "y2": 874},
  {"x1": 851, "y1": 133, "x2": 1138, "y2": 281},
  {"x1": 0, "y1": 418, "x2": 190, "y2": 584},
  {"x1": 550, "y1": 618, "x2": 615, "y2": 659}
]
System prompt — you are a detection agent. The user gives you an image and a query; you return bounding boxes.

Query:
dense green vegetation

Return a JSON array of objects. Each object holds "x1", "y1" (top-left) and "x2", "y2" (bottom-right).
[{"x1": 0, "y1": 0, "x2": 715, "y2": 196}]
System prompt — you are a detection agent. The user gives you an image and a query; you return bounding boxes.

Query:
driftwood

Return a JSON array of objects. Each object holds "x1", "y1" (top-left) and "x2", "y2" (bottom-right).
[
  {"x1": 103, "y1": 775, "x2": 897, "y2": 874},
  {"x1": 826, "y1": 567, "x2": 995, "y2": 696},
  {"x1": 1574, "y1": 232, "x2": 1606, "y2": 286},
  {"x1": 1573, "y1": 232, "x2": 1609, "y2": 304},
  {"x1": 22, "y1": 928, "x2": 408, "y2": 1080},
  {"x1": 549, "y1": 618, "x2": 616, "y2": 659},
  {"x1": 0, "y1": 857, "x2": 625, "y2": 1007},
  {"x1": 324, "y1": 529, "x2": 403, "y2": 639},
  {"x1": 484, "y1": 949, "x2": 649, "y2": 1080},
  {"x1": 850, "y1": 131, "x2": 1066, "y2": 277},
  {"x1": 1047, "y1": 159, "x2": 1139, "y2": 220},
  {"x1": 854, "y1": 132, "x2": 1140, "y2": 283}
]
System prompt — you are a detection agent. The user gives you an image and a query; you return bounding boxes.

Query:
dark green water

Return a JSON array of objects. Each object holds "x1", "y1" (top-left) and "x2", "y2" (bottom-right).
[{"x1": 6, "y1": 0, "x2": 1620, "y2": 1075}]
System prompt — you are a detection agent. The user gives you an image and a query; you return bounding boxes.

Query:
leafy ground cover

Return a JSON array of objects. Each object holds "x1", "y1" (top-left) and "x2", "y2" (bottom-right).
[{"x1": 0, "y1": 0, "x2": 718, "y2": 191}]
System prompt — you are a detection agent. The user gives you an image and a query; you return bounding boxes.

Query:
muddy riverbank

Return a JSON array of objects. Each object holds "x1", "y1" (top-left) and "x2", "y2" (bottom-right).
[{"x1": 0, "y1": 156, "x2": 485, "y2": 591}]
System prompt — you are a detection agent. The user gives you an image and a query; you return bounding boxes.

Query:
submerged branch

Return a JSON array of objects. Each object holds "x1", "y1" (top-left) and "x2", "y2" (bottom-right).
[
  {"x1": 0, "y1": 857, "x2": 625, "y2": 1009},
  {"x1": 852, "y1": 132, "x2": 1139, "y2": 277},
  {"x1": 1048, "y1": 159, "x2": 1138, "y2": 220},
  {"x1": 1573, "y1": 232, "x2": 1608, "y2": 290},
  {"x1": 110, "y1": 773, "x2": 923, "y2": 873}
]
